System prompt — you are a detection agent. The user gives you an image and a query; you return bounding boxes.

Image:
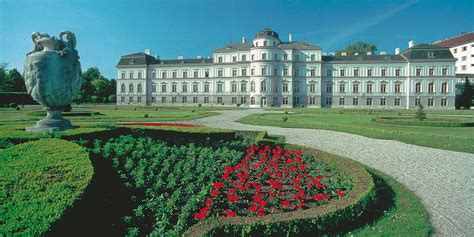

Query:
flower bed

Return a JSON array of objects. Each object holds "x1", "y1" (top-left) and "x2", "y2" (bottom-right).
[
  {"x1": 116, "y1": 122, "x2": 199, "y2": 127},
  {"x1": 193, "y1": 144, "x2": 351, "y2": 220}
]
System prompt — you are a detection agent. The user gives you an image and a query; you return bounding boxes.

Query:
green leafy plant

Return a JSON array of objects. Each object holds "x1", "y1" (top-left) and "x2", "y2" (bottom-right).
[{"x1": 415, "y1": 103, "x2": 426, "y2": 121}]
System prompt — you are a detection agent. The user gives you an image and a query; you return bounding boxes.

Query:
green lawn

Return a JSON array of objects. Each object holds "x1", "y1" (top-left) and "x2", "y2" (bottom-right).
[{"x1": 238, "y1": 108, "x2": 474, "y2": 153}]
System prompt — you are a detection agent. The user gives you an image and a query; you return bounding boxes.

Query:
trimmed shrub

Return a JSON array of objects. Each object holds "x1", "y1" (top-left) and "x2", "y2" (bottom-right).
[
  {"x1": 282, "y1": 117, "x2": 288, "y2": 122},
  {"x1": 0, "y1": 139, "x2": 93, "y2": 235}
]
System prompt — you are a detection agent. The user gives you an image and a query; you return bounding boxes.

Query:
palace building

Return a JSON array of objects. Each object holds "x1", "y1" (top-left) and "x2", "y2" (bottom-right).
[{"x1": 116, "y1": 28, "x2": 456, "y2": 109}]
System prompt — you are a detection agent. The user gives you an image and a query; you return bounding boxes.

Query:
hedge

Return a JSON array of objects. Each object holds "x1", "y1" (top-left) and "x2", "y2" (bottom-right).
[
  {"x1": 0, "y1": 92, "x2": 37, "y2": 106},
  {"x1": 183, "y1": 145, "x2": 376, "y2": 236},
  {"x1": 0, "y1": 139, "x2": 94, "y2": 235},
  {"x1": 374, "y1": 116, "x2": 474, "y2": 127}
]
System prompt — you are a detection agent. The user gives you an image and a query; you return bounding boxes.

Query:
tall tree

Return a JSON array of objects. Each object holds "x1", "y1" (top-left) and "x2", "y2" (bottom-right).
[
  {"x1": 461, "y1": 78, "x2": 473, "y2": 109},
  {"x1": 7, "y1": 68, "x2": 26, "y2": 92},
  {"x1": 336, "y1": 41, "x2": 377, "y2": 56},
  {"x1": 0, "y1": 63, "x2": 9, "y2": 92},
  {"x1": 79, "y1": 67, "x2": 103, "y2": 102}
]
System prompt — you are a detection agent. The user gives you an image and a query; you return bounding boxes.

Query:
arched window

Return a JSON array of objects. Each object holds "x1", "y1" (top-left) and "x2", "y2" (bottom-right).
[
  {"x1": 441, "y1": 82, "x2": 448, "y2": 93},
  {"x1": 261, "y1": 80, "x2": 267, "y2": 92},
  {"x1": 129, "y1": 84, "x2": 134, "y2": 93},
  {"x1": 121, "y1": 84, "x2": 125, "y2": 93},
  {"x1": 250, "y1": 97, "x2": 255, "y2": 105},
  {"x1": 415, "y1": 82, "x2": 421, "y2": 93},
  {"x1": 251, "y1": 81, "x2": 255, "y2": 92},
  {"x1": 137, "y1": 83, "x2": 142, "y2": 93},
  {"x1": 428, "y1": 82, "x2": 434, "y2": 93}
]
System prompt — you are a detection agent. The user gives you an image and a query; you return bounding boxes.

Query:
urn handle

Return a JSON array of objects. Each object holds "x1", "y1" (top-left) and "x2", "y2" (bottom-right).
[{"x1": 58, "y1": 31, "x2": 77, "y2": 50}]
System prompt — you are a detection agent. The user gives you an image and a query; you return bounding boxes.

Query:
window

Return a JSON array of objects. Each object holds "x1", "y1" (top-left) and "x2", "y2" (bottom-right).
[
  {"x1": 251, "y1": 54, "x2": 255, "y2": 61},
  {"x1": 152, "y1": 97, "x2": 156, "y2": 103},
  {"x1": 441, "y1": 98, "x2": 447, "y2": 106},
  {"x1": 283, "y1": 68, "x2": 289, "y2": 76},
  {"x1": 262, "y1": 53, "x2": 267, "y2": 60},
  {"x1": 218, "y1": 56, "x2": 223, "y2": 63},
  {"x1": 250, "y1": 97, "x2": 255, "y2": 105},
  {"x1": 339, "y1": 83, "x2": 346, "y2": 93},
  {"x1": 309, "y1": 97, "x2": 316, "y2": 105},
  {"x1": 121, "y1": 72, "x2": 125, "y2": 79},
  {"x1": 415, "y1": 98, "x2": 421, "y2": 106},
  {"x1": 283, "y1": 54, "x2": 288, "y2": 60},
  {"x1": 339, "y1": 98, "x2": 345, "y2": 105},
  {"x1": 462, "y1": 46, "x2": 467, "y2": 51},
  {"x1": 232, "y1": 56, "x2": 237, "y2": 62},
  {"x1": 251, "y1": 69, "x2": 255, "y2": 75},
  {"x1": 353, "y1": 83, "x2": 359, "y2": 93},
  {"x1": 241, "y1": 82, "x2": 247, "y2": 92},
  {"x1": 294, "y1": 69, "x2": 299, "y2": 77},
  {"x1": 217, "y1": 97, "x2": 223, "y2": 104},
  {"x1": 241, "y1": 97, "x2": 247, "y2": 104},
  {"x1": 193, "y1": 97, "x2": 198, "y2": 103},
  {"x1": 251, "y1": 81, "x2": 255, "y2": 92},
  {"x1": 327, "y1": 70, "x2": 332, "y2": 77},
  {"x1": 231, "y1": 97, "x2": 237, "y2": 104},
  {"x1": 340, "y1": 68, "x2": 345, "y2": 77},
  {"x1": 172, "y1": 71, "x2": 177, "y2": 78},
  {"x1": 161, "y1": 97, "x2": 166, "y2": 103},
  {"x1": 217, "y1": 83, "x2": 223, "y2": 93},
  {"x1": 311, "y1": 54, "x2": 316, "y2": 61},
  {"x1": 442, "y1": 68, "x2": 448, "y2": 76},
  {"x1": 161, "y1": 84, "x2": 167, "y2": 92},
  {"x1": 326, "y1": 84, "x2": 332, "y2": 93},
  {"x1": 380, "y1": 84, "x2": 387, "y2": 93},
  {"x1": 204, "y1": 96, "x2": 209, "y2": 103},
  {"x1": 129, "y1": 72, "x2": 134, "y2": 78},
  {"x1": 182, "y1": 97, "x2": 187, "y2": 103},
  {"x1": 381, "y1": 68, "x2": 387, "y2": 77},
  {"x1": 274, "y1": 54, "x2": 278, "y2": 60},
  {"x1": 129, "y1": 84, "x2": 134, "y2": 93},
  {"x1": 395, "y1": 98, "x2": 401, "y2": 106},
  {"x1": 274, "y1": 68, "x2": 278, "y2": 76},
  {"x1": 231, "y1": 83, "x2": 237, "y2": 92},
  {"x1": 462, "y1": 65, "x2": 467, "y2": 71},
  {"x1": 261, "y1": 67, "x2": 266, "y2": 75},
  {"x1": 274, "y1": 81, "x2": 278, "y2": 92},
  {"x1": 172, "y1": 84, "x2": 177, "y2": 93},
  {"x1": 261, "y1": 80, "x2": 267, "y2": 92},
  {"x1": 121, "y1": 96, "x2": 125, "y2": 102},
  {"x1": 429, "y1": 68, "x2": 435, "y2": 76},
  {"x1": 283, "y1": 97, "x2": 289, "y2": 105},
  {"x1": 194, "y1": 71, "x2": 198, "y2": 78},
  {"x1": 366, "y1": 84, "x2": 373, "y2": 93},
  {"x1": 138, "y1": 72, "x2": 142, "y2": 79},
  {"x1": 310, "y1": 83, "x2": 316, "y2": 92},
  {"x1": 242, "y1": 68, "x2": 247, "y2": 76},
  {"x1": 232, "y1": 69, "x2": 237, "y2": 77},
  {"x1": 428, "y1": 98, "x2": 434, "y2": 106},
  {"x1": 182, "y1": 84, "x2": 187, "y2": 93},
  {"x1": 428, "y1": 82, "x2": 434, "y2": 93},
  {"x1": 367, "y1": 68, "x2": 373, "y2": 77},
  {"x1": 310, "y1": 69, "x2": 316, "y2": 76},
  {"x1": 137, "y1": 84, "x2": 142, "y2": 93},
  {"x1": 294, "y1": 82, "x2": 300, "y2": 92},
  {"x1": 121, "y1": 84, "x2": 125, "y2": 93},
  {"x1": 441, "y1": 82, "x2": 448, "y2": 93},
  {"x1": 162, "y1": 71, "x2": 167, "y2": 78},
  {"x1": 183, "y1": 71, "x2": 187, "y2": 78},
  {"x1": 353, "y1": 98, "x2": 359, "y2": 105},
  {"x1": 218, "y1": 69, "x2": 223, "y2": 77},
  {"x1": 204, "y1": 84, "x2": 210, "y2": 93},
  {"x1": 416, "y1": 68, "x2": 421, "y2": 76},
  {"x1": 415, "y1": 82, "x2": 421, "y2": 93},
  {"x1": 129, "y1": 96, "x2": 133, "y2": 103},
  {"x1": 193, "y1": 84, "x2": 198, "y2": 93},
  {"x1": 242, "y1": 55, "x2": 247, "y2": 61},
  {"x1": 395, "y1": 68, "x2": 401, "y2": 77},
  {"x1": 283, "y1": 82, "x2": 289, "y2": 92},
  {"x1": 380, "y1": 98, "x2": 386, "y2": 106},
  {"x1": 326, "y1": 98, "x2": 332, "y2": 105},
  {"x1": 354, "y1": 69, "x2": 359, "y2": 77},
  {"x1": 263, "y1": 41, "x2": 267, "y2": 46},
  {"x1": 395, "y1": 83, "x2": 401, "y2": 93},
  {"x1": 205, "y1": 71, "x2": 209, "y2": 78},
  {"x1": 366, "y1": 98, "x2": 373, "y2": 106}
]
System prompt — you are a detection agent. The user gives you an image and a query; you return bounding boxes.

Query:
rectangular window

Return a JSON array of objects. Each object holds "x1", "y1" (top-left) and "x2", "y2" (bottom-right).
[
  {"x1": 129, "y1": 72, "x2": 134, "y2": 78},
  {"x1": 152, "y1": 97, "x2": 156, "y2": 103},
  {"x1": 172, "y1": 71, "x2": 177, "y2": 78},
  {"x1": 194, "y1": 71, "x2": 199, "y2": 78},
  {"x1": 428, "y1": 98, "x2": 434, "y2": 106},
  {"x1": 309, "y1": 97, "x2": 316, "y2": 105},
  {"x1": 367, "y1": 84, "x2": 373, "y2": 93},
  {"x1": 232, "y1": 56, "x2": 237, "y2": 62},
  {"x1": 161, "y1": 84, "x2": 167, "y2": 92},
  {"x1": 353, "y1": 97, "x2": 359, "y2": 105},
  {"x1": 193, "y1": 84, "x2": 198, "y2": 93},
  {"x1": 395, "y1": 83, "x2": 401, "y2": 93},
  {"x1": 251, "y1": 69, "x2": 255, "y2": 75},
  {"x1": 262, "y1": 53, "x2": 267, "y2": 60},
  {"x1": 429, "y1": 68, "x2": 435, "y2": 76},
  {"x1": 242, "y1": 55, "x2": 247, "y2": 61},
  {"x1": 218, "y1": 56, "x2": 223, "y2": 63},
  {"x1": 339, "y1": 83, "x2": 345, "y2": 93},
  {"x1": 380, "y1": 84, "x2": 387, "y2": 93},
  {"x1": 231, "y1": 97, "x2": 237, "y2": 104},
  {"x1": 231, "y1": 83, "x2": 237, "y2": 92},
  {"x1": 326, "y1": 98, "x2": 332, "y2": 105},
  {"x1": 232, "y1": 69, "x2": 237, "y2": 77},
  {"x1": 380, "y1": 98, "x2": 386, "y2": 106},
  {"x1": 381, "y1": 68, "x2": 387, "y2": 77},
  {"x1": 441, "y1": 98, "x2": 447, "y2": 106},
  {"x1": 204, "y1": 84, "x2": 210, "y2": 93},
  {"x1": 217, "y1": 97, "x2": 223, "y2": 104},
  {"x1": 294, "y1": 54, "x2": 300, "y2": 61},
  {"x1": 283, "y1": 68, "x2": 288, "y2": 76},
  {"x1": 367, "y1": 68, "x2": 373, "y2": 77},
  {"x1": 310, "y1": 83, "x2": 316, "y2": 92},
  {"x1": 283, "y1": 83, "x2": 289, "y2": 92},
  {"x1": 183, "y1": 71, "x2": 187, "y2": 78},
  {"x1": 152, "y1": 85, "x2": 156, "y2": 93},
  {"x1": 217, "y1": 83, "x2": 223, "y2": 92},
  {"x1": 138, "y1": 72, "x2": 142, "y2": 79},
  {"x1": 205, "y1": 71, "x2": 209, "y2": 78},
  {"x1": 274, "y1": 54, "x2": 278, "y2": 60},
  {"x1": 340, "y1": 69, "x2": 345, "y2": 77},
  {"x1": 294, "y1": 69, "x2": 299, "y2": 76},
  {"x1": 442, "y1": 68, "x2": 448, "y2": 76},
  {"x1": 241, "y1": 83, "x2": 247, "y2": 92},
  {"x1": 462, "y1": 46, "x2": 467, "y2": 51},
  {"x1": 415, "y1": 98, "x2": 421, "y2": 106},
  {"x1": 283, "y1": 97, "x2": 289, "y2": 105},
  {"x1": 354, "y1": 69, "x2": 359, "y2": 77},
  {"x1": 172, "y1": 96, "x2": 176, "y2": 103},
  {"x1": 242, "y1": 68, "x2": 247, "y2": 76},
  {"x1": 366, "y1": 98, "x2": 372, "y2": 106},
  {"x1": 182, "y1": 84, "x2": 187, "y2": 93},
  {"x1": 121, "y1": 72, "x2": 126, "y2": 79},
  {"x1": 311, "y1": 54, "x2": 315, "y2": 61},
  {"x1": 310, "y1": 69, "x2": 316, "y2": 76},
  {"x1": 353, "y1": 83, "x2": 359, "y2": 93},
  {"x1": 339, "y1": 97, "x2": 345, "y2": 105},
  {"x1": 396, "y1": 68, "x2": 401, "y2": 77},
  {"x1": 326, "y1": 84, "x2": 332, "y2": 93},
  {"x1": 121, "y1": 96, "x2": 125, "y2": 102},
  {"x1": 218, "y1": 69, "x2": 223, "y2": 77},
  {"x1": 274, "y1": 68, "x2": 278, "y2": 76},
  {"x1": 462, "y1": 65, "x2": 467, "y2": 71},
  {"x1": 129, "y1": 96, "x2": 133, "y2": 102},
  {"x1": 172, "y1": 84, "x2": 177, "y2": 93},
  {"x1": 261, "y1": 67, "x2": 266, "y2": 75},
  {"x1": 283, "y1": 54, "x2": 288, "y2": 60},
  {"x1": 182, "y1": 96, "x2": 187, "y2": 103},
  {"x1": 395, "y1": 98, "x2": 401, "y2": 106},
  {"x1": 193, "y1": 97, "x2": 198, "y2": 103},
  {"x1": 416, "y1": 68, "x2": 421, "y2": 76},
  {"x1": 204, "y1": 97, "x2": 209, "y2": 103},
  {"x1": 251, "y1": 54, "x2": 255, "y2": 61},
  {"x1": 241, "y1": 97, "x2": 247, "y2": 104},
  {"x1": 161, "y1": 97, "x2": 166, "y2": 103}
]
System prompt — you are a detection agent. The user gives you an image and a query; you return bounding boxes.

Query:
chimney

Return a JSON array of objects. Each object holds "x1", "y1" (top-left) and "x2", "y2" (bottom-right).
[
  {"x1": 197, "y1": 55, "x2": 202, "y2": 59},
  {"x1": 395, "y1": 48, "x2": 400, "y2": 55},
  {"x1": 145, "y1": 49, "x2": 151, "y2": 55},
  {"x1": 341, "y1": 52, "x2": 347, "y2": 56},
  {"x1": 367, "y1": 52, "x2": 372, "y2": 55},
  {"x1": 289, "y1": 34, "x2": 292, "y2": 43},
  {"x1": 155, "y1": 55, "x2": 160, "y2": 60},
  {"x1": 380, "y1": 51, "x2": 387, "y2": 55},
  {"x1": 177, "y1": 56, "x2": 184, "y2": 60},
  {"x1": 242, "y1": 37, "x2": 246, "y2": 44},
  {"x1": 408, "y1": 40, "x2": 414, "y2": 48}
]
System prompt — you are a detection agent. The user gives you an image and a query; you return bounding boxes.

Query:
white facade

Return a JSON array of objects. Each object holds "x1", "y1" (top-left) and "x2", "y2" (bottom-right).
[
  {"x1": 435, "y1": 32, "x2": 474, "y2": 83},
  {"x1": 116, "y1": 28, "x2": 457, "y2": 109}
]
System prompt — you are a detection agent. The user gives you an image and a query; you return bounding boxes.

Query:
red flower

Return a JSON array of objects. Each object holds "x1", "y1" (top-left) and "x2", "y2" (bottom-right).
[
  {"x1": 214, "y1": 182, "x2": 224, "y2": 190},
  {"x1": 316, "y1": 175, "x2": 323, "y2": 181},
  {"x1": 210, "y1": 189, "x2": 219, "y2": 196},
  {"x1": 228, "y1": 188, "x2": 236, "y2": 194},
  {"x1": 248, "y1": 206, "x2": 259, "y2": 212},
  {"x1": 281, "y1": 200, "x2": 291, "y2": 208},
  {"x1": 337, "y1": 189, "x2": 345, "y2": 197},
  {"x1": 297, "y1": 202, "x2": 305, "y2": 209},
  {"x1": 258, "y1": 211, "x2": 266, "y2": 216},
  {"x1": 205, "y1": 199, "x2": 213, "y2": 205},
  {"x1": 269, "y1": 191, "x2": 276, "y2": 197},
  {"x1": 259, "y1": 200, "x2": 268, "y2": 207},
  {"x1": 313, "y1": 193, "x2": 330, "y2": 201},
  {"x1": 225, "y1": 210, "x2": 236, "y2": 217},
  {"x1": 194, "y1": 212, "x2": 206, "y2": 219},
  {"x1": 228, "y1": 194, "x2": 240, "y2": 202}
]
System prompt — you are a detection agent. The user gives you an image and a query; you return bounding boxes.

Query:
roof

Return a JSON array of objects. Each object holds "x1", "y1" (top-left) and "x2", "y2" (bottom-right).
[
  {"x1": 400, "y1": 43, "x2": 455, "y2": 61},
  {"x1": 214, "y1": 41, "x2": 321, "y2": 53},
  {"x1": 322, "y1": 54, "x2": 405, "y2": 63},
  {"x1": 152, "y1": 58, "x2": 213, "y2": 65},
  {"x1": 278, "y1": 41, "x2": 321, "y2": 50},
  {"x1": 117, "y1": 52, "x2": 212, "y2": 67},
  {"x1": 214, "y1": 43, "x2": 253, "y2": 53},
  {"x1": 254, "y1": 28, "x2": 280, "y2": 40},
  {"x1": 435, "y1": 32, "x2": 474, "y2": 47}
]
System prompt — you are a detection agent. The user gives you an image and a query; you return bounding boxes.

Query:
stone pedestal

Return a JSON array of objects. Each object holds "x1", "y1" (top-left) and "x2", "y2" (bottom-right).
[{"x1": 26, "y1": 108, "x2": 73, "y2": 132}]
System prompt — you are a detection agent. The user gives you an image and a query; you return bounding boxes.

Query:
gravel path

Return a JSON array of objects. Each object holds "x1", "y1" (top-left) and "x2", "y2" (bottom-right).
[{"x1": 186, "y1": 109, "x2": 474, "y2": 236}]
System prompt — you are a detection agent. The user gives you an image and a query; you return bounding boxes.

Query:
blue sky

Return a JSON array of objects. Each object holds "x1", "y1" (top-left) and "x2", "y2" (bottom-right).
[{"x1": 1, "y1": 0, "x2": 473, "y2": 78}]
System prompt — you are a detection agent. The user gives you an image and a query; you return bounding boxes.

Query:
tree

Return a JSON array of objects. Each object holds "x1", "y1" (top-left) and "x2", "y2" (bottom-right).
[
  {"x1": 78, "y1": 67, "x2": 102, "y2": 102},
  {"x1": 0, "y1": 63, "x2": 8, "y2": 92},
  {"x1": 460, "y1": 78, "x2": 473, "y2": 109},
  {"x1": 415, "y1": 103, "x2": 427, "y2": 121},
  {"x1": 7, "y1": 68, "x2": 26, "y2": 92},
  {"x1": 336, "y1": 41, "x2": 377, "y2": 56}
]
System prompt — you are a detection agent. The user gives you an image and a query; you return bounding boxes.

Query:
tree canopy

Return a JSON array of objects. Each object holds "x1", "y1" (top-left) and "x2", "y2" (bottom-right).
[
  {"x1": 0, "y1": 64, "x2": 26, "y2": 92},
  {"x1": 76, "y1": 67, "x2": 116, "y2": 103},
  {"x1": 336, "y1": 41, "x2": 377, "y2": 56}
]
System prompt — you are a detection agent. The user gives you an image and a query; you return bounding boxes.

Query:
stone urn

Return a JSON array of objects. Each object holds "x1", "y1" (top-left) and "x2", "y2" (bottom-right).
[{"x1": 23, "y1": 31, "x2": 82, "y2": 132}]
